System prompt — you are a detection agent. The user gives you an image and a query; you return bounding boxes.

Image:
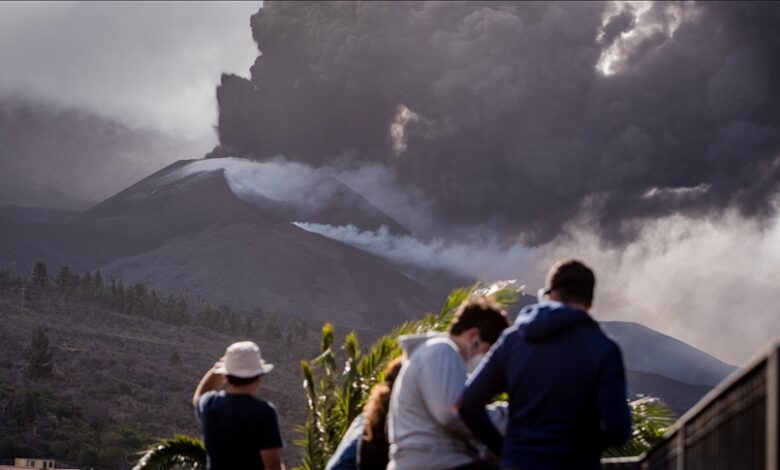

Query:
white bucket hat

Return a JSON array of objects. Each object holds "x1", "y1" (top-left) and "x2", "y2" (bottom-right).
[{"x1": 214, "y1": 341, "x2": 274, "y2": 378}]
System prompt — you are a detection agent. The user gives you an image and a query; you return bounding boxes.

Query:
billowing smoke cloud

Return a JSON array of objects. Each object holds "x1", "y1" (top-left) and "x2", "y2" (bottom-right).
[
  {"x1": 293, "y1": 222, "x2": 534, "y2": 281},
  {"x1": 212, "y1": 1, "x2": 780, "y2": 245}
]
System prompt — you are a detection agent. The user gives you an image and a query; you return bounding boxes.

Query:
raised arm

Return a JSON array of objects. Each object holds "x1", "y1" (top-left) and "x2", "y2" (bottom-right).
[
  {"x1": 192, "y1": 359, "x2": 225, "y2": 408},
  {"x1": 458, "y1": 332, "x2": 509, "y2": 456}
]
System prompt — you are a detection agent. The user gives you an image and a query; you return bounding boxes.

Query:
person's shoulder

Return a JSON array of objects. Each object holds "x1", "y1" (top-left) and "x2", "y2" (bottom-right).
[
  {"x1": 198, "y1": 389, "x2": 222, "y2": 407},
  {"x1": 196, "y1": 390, "x2": 225, "y2": 418},
  {"x1": 251, "y1": 396, "x2": 280, "y2": 417}
]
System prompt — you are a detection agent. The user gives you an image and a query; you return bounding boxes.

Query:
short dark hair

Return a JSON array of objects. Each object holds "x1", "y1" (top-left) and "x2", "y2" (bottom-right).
[
  {"x1": 448, "y1": 295, "x2": 510, "y2": 344},
  {"x1": 226, "y1": 374, "x2": 262, "y2": 386},
  {"x1": 546, "y1": 259, "x2": 595, "y2": 307}
]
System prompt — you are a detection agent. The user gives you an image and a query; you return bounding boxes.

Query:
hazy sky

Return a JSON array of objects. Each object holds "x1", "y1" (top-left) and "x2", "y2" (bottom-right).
[
  {"x1": 1, "y1": 1, "x2": 778, "y2": 363},
  {"x1": 0, "y1": 1, "x2": 261, "y2": 150}
]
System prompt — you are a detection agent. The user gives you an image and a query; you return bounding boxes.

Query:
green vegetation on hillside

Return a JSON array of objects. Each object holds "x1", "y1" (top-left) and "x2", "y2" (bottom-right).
[
  {"x1": 0, "y1": 264, "x2": 309, "y2": 342},
  {"x1": 0, "y1": 262, "x2": 312, "y2": 469},
  {"x1": 0, "y1": 380, "x2": 152, "y2": 469}
]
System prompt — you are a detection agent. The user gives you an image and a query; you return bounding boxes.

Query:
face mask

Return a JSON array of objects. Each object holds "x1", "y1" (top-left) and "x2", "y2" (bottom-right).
[{"x1": 466, "y1": 353, "x2": 485, "y2": 374}]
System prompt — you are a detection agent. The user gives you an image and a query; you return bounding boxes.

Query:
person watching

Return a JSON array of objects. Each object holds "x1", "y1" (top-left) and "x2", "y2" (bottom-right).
[
  {"x1": 193, "y1": 341, "x2": 285, "y2": 470},
  {"x1": 458, "y1": 259, "x2": 632, "y2": 470},
  {"x1": 388, "y1": 295, "x2": 510, "y2": 470}
]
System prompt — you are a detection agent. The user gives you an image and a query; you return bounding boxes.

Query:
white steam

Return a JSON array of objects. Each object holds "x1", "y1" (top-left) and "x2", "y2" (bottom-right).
[
  {"x1": 292, "y1": 222, "x2": 534, "y2": 281},
  {"x1": 172, "y1": 157, "x2": 334, "y2": 210},
  {"x1": 170, "y1": 157, "x2": 436, "y2": 234}
]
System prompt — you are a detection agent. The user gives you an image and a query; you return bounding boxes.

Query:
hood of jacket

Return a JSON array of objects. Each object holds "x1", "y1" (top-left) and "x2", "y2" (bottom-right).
[
  {"x1": 514, "y1": 301, "x2": 594, "y2": 342},
  {"x1": 398, "y1": 332, "x2": 444, "y2": 357}
]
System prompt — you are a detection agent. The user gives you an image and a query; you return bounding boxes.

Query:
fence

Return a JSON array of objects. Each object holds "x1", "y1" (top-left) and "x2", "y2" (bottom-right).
[{"x1": 603, "y1": 341, "x2": 779, "y2": 470}]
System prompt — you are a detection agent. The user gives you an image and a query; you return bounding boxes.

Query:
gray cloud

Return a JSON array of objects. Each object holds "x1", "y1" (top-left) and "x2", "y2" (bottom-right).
[
  {"x1": 212, "y1": 1, "x2": 780, "y2": 245},
  {"x1": 0, "y1": 97, "x2": 197, "y2": 207},
  {"x1": 0, "y1": 1, "x2": 261, "y2": 151}
]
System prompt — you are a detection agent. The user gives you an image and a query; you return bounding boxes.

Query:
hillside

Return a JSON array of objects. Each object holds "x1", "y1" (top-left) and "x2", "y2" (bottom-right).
[{"x1": 0, "y1": 271, "x2": 316, "y2": 469}]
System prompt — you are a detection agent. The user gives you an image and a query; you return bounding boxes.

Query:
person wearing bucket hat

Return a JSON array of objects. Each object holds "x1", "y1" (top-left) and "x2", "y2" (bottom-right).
[{"x1": 193, "y1": 341, "x2": 285, "y2": 470}]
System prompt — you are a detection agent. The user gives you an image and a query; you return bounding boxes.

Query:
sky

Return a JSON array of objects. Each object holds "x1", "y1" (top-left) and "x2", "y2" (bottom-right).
[
  {"x1": 0, "y1": 1, "x2": 261, "y2": 150},
  {"x1": 1, "y1": 1, "x2": 779, "y2": 363}
]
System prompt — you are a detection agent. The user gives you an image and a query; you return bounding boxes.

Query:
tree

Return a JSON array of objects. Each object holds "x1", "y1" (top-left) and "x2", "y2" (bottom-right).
[
  {"x1": 27, "y1": 326, "x2": 53, "y2": 380},
  {"x1": 30, "y1": 262, "x2": 48, "y2": 289},
  {"x1": 94, "y1": 270, "x2": 104, "y2": 292},
  {"x1": 81, "y1": 272, "x2": 94, "y2": 298},
  {"x1": 58, "y1": 266, "x2": 71, "y2": 292}
]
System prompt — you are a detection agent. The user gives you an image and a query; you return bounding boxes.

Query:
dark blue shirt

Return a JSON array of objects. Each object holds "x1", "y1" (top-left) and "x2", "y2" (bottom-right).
[
  {"x1": 458, "y1": 302, "x2": 632, "y2": 470},
  {"x1": 197, "y1": 390, "x2": 284, "y2": 470}
]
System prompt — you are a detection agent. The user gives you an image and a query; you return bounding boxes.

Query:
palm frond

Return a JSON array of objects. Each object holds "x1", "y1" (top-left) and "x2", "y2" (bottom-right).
[
  {"x1": 603, "y1": 397, "x2": 676, "y2": 457},
  {"x1": 132, "y1": 434, "x2": 206, "y2": 470}
]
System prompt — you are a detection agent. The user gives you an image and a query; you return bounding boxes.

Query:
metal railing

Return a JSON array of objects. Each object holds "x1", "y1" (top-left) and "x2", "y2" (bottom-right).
[{"x1": 603, "y1": 341, "x2": 779, "y2": 470}]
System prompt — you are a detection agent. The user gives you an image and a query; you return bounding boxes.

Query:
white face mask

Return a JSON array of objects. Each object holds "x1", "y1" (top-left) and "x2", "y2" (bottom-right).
[{"x1": 466, "y1": 353, "x2": 486, "y2": 374}]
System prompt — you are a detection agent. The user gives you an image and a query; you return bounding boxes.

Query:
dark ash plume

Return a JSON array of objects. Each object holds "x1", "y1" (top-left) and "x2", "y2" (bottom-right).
[{"x1": 212, "y1": 1, "x2": 780, "y2": 244}]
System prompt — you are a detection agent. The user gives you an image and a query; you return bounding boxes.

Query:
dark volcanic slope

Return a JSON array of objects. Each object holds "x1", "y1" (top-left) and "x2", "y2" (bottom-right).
[
  {"x1": 626, "y1": 370, "x2": 712, "y2": 416},
  {"x1": 99, "y1": 221, "x2": 436, "y2": 330},
  {"x1": 0, "y1": 159, "x2": 438, "y2": 329},
  {"x1": 0, "y1": 163, "x2": 267, "y2": 271}
]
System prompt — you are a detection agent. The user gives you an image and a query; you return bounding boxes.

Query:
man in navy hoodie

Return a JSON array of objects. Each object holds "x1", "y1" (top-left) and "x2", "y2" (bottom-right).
[{"x1": 458, "y1": 259, "x2": 631, "y2": 469}]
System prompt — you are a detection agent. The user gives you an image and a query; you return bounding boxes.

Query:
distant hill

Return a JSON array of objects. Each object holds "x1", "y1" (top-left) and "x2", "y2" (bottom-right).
[{"x1": 601, "y1": 321, "x2": 736, "y2": 387}]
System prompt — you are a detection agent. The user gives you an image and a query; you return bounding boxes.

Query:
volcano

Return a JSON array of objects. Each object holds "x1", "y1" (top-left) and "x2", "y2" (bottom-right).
[{"x1": 0, "y1": 159, "x2": 438, "y2": 329}]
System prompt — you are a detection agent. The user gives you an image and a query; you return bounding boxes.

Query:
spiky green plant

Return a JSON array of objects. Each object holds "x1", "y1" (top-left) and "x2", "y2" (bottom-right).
[
  {"x1": 294, "y1": 282, "x2": 521, "y2": 470},
  {"x1": 132, "y1": 434, "x2": 206, "y2": 470},
  {"x1": 603, "y1": 397, "x2": 676, "y2": 457}
]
